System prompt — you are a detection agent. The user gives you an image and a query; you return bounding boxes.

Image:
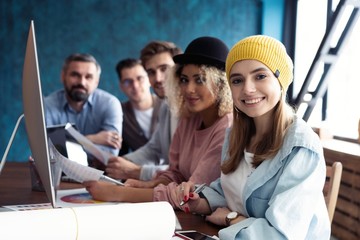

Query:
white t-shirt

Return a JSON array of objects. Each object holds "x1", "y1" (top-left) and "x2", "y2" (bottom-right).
[
  {"x1": 134, "y1": 108, "x2": 153, "y2": 139},
  {"x1": 221, "y1": 150, "x2": 255, "y2": 216}
]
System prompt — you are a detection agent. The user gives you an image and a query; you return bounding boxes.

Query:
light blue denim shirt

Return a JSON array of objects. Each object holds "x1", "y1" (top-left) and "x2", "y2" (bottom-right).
[
  {"x1": 202, "y1": 116, "x2": 331, "y2": 240},
  {"x1": 44, "y1": 88, "x2": 123, "y2": 156}
]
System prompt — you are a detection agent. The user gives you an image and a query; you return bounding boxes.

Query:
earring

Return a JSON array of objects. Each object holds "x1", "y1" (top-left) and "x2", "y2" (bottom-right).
[{"x1": 234, "y1": 106, "x2": 241, "y2": 118}]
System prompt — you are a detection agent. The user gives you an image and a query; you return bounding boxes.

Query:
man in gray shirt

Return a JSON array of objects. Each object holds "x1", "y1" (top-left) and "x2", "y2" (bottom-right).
[
  {"x1": 116, "y1": 58, "x2": 162, "y2": 156},
  {"x1": 106, "y1": 41, "x2": 181, "y2": 181},
  {"x1": 44, "y1": 53, "x2": 123, "y2": 166}
]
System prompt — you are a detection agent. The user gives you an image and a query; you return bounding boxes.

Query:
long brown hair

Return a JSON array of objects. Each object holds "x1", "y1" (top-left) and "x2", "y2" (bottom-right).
[{"x1": 221, "y1": 93, "x2": 294, "y2": 174}]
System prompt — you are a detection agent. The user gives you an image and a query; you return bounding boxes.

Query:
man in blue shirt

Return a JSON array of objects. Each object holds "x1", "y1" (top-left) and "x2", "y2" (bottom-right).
[{"x1": 44, "y1": 53, "x2": 123, "y2": 166}]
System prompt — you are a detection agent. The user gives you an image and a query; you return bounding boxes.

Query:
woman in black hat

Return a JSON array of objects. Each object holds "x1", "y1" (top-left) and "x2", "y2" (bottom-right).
[{"x1": 83, "y1": 36, "x2": 233, "y2": 207}]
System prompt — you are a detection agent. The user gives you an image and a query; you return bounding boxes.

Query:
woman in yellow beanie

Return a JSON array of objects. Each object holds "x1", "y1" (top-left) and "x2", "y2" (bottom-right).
[{"x1": 175, "y1": 35, "x2": 330, "y2": 239}]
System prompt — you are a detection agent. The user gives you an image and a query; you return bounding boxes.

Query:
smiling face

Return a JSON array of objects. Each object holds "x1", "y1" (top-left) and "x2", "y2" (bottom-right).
[
  {"x1": 229, "y1": 59, "x2": 282, "y2": 120},
  {"x1": 144, "y1": 52, "x2": 174, "y2": 99},
  {"x1": 179, "y1": 64, "x2": 216, "y2": 114}
]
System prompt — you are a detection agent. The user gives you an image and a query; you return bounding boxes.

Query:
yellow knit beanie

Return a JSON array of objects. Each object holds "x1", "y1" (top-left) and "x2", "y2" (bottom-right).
[{"x1": 226, "y1": 35, "x2": 293, "y2": 91}]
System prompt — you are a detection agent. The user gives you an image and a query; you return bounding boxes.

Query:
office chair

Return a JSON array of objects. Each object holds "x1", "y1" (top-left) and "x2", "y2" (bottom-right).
[{"x1": 323, "y1": 161, "x2": 343, "y2": 223}]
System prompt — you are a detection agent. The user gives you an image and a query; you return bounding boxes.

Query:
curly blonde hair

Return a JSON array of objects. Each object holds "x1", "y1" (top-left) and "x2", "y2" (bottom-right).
[{"x1": 165, "y1": 64, "x2": 233, "y2": 118}]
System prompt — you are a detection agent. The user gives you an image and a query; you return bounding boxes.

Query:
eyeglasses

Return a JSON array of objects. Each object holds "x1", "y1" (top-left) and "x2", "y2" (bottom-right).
[{"x1": 121, "y1": 76, "x2": 147, "y2": 88}]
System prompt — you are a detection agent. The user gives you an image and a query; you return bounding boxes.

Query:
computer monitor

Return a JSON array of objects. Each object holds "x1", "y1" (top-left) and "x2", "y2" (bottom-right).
[{"x1": 22, "y1": 20, "x2": 56, "y2": 207}]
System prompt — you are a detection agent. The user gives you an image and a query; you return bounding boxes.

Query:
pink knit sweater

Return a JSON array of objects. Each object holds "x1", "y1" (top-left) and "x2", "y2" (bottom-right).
[{"x1": 153, "y1": 113, "x2": 233, "y2": 207}]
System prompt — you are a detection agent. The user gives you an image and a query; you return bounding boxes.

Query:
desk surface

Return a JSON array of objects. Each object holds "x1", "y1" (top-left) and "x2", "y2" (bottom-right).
[{"x1": 0, "y1": 162, "x2": 221, "y2": 236}]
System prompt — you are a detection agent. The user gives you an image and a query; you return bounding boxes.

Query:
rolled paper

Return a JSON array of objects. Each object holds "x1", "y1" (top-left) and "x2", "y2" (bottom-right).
[
  {"x1": 0, "y1": 207, "x2": 77, "y2": 239},
  {"x1": 0, "y1": 202, "x2": 175, "y2": 240},
  {"x1": 75, "y1": 202, "x2": 176, "y2": 240}
]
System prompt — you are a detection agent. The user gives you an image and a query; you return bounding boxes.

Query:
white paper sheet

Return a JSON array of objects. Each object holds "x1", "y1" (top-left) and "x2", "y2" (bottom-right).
[
  {"x1": 49, "y1": 141, "x2": 104, "y2": 183},
  {"x1": 65, "y1": 123, "x2": 112, "y2": 164},
  {"x1": 0, "y1": 202, "x2": 176, "y2": 240},
  {"x1": 65, "y1": 141, "x2": 88, "y2": 166}
]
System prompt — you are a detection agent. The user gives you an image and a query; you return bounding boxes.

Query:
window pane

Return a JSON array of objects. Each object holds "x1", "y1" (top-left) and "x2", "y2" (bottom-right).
[
  {"x1": 327, "y1": 17, "x2": 360, "y2": 139},
  {"x1": 294, "y1": 0, "x2": 360, "y2": 140}
]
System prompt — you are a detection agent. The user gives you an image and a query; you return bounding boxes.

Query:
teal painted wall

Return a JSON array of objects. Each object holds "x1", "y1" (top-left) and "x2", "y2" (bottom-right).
[
  {"x1": 262, "y1": 0, "x2": 284, "y2": 40},
  {"x1": 0, "y1": 0, "x2": 283, "y2": 162}
]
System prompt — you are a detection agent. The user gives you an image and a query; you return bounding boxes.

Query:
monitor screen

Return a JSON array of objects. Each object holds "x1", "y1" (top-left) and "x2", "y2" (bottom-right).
[{"x1": 22, "y1": 20, "x2": 56, "y2": 207}]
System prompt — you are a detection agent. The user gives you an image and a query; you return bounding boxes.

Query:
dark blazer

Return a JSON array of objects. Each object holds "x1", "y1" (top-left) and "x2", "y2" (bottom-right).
[{"x1": 119, "y1": 95, "x2": 162, "y2": 155}]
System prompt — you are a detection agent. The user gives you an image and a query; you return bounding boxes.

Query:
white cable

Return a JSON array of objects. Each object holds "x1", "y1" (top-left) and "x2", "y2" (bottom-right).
[{"x1": 0, "y1": 113, "x2": 25, "y2": 174}]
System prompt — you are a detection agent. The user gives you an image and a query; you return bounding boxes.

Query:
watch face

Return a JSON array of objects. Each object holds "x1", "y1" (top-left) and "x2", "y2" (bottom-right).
[{"x1": 227, "y1": 211, "x2": 238, "y2": 219}]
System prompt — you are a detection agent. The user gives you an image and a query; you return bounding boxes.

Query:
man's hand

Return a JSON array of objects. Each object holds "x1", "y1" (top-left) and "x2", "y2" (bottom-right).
[
  {"x1": 106, "y1": 156, "x2": 141, "y2": 180},
  {"x1": 86, "y1": 131, "x2": 122, "y2": 149}
]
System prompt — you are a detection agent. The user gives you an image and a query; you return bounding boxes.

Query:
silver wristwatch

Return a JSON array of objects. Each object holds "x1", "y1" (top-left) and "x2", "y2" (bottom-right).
[{"x1": 225, "y1": 211, "x2": 239, "y2": 226}]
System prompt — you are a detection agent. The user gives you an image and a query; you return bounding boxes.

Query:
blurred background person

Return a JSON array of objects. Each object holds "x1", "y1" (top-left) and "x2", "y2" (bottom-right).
[
  {"x1": 116, "y1": 58, "x2": 162, "y2": 156},
  {"x1": 45, "y1": 53, "x2": 123, "y2": 168},
  {"x1": 105, "y1": 41, "x2": 182, "y2": 181}
]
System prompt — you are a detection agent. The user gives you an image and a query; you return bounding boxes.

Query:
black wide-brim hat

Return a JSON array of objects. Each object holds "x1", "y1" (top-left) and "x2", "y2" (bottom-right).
[{"x1": 173, "y1": 36, "x2": 229, "y2": 71}]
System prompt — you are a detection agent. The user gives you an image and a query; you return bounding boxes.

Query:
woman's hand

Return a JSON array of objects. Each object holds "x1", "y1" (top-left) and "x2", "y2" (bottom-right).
[
  {"x1": 173, "y1": 181, "x2": 211, "y2": 215},
  {"x1": 83, "y1": 180, "x2": 121, "y2": 202},
  {"x1": 124, "y1": 179, "x2": 158, "y2": 188},
  {"x1": 205, "y1": 207, "x2": 231, "y2": 226},
  {"x1": 205, "y1": 207, "x2": 246, "y2": 226}
]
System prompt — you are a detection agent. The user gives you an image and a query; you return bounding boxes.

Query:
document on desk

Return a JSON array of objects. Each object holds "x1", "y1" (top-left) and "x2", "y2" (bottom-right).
[
  {"x1": 65, "y1": 123, "x2": 112, "y2": 165},
  {"x1": 49, "y1": 141, "x2": 104, "y2": 183},
  {"x1": 56, "y1": 188, "x2": 118, "y2": 208}
]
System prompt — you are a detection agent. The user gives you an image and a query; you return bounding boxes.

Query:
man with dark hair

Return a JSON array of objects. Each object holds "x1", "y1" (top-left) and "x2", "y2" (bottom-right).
[
  {"x1": 140, "y1": 41, "x2": 182, "y2": 99},
  {"x1": 116, "y1": 58, "x2": 161, "y2": 155},
  {"x1": 44, "y1": 53, "x2": 123, "y2": 162},
  {"x1": 106, "y1": 41, "x2": 182, "y2": 181}
]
